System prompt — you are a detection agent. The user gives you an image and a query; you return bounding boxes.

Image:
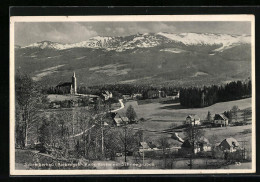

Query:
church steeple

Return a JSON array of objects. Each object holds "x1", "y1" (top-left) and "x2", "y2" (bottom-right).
[{"x1": 71, "y1": 72, "x2": 77, "y2": 95}]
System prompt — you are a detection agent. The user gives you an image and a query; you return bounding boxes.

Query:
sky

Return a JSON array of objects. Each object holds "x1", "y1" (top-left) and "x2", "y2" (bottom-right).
[{"x1": 15, "y1": 21, "x2": 251, "y2": 46}]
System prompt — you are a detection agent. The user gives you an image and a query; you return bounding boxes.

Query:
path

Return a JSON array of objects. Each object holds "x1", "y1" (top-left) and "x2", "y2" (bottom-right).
[
  {"x1": 111, "y1": 99, "x2": 124, "y2": 112},
  {"x1": 69, "y1": 99, "x2": 125, "y2": 138},
  {"x1": 69, "y1": 125, "x2": 96, "y2": 138}
]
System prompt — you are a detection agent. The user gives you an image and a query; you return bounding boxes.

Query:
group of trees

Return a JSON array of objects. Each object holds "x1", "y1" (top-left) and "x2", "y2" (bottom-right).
[
  {"x1": 34, "y1": 108, "x2": 141, "y2": 161},
  {"x1": 87, "y1": 84, "x2": 179, "y2": 98},
  {"x1": 43, "y1": 86, "x2": 71, "y2": 95},
  {"x1": 223, "y1": 105, "x2": 251, "y2": 124},
  {"x1": 179, "y1": 80, "x2": 251, "y2": 108},
  {"x1": 50, "y1": 97, "x2": 93, "y2": 108},
  {"x1": 15, "y1": 73, "x2": 142, "y2": 162},
  {"x1": 15, "y1": 72, "x2": 49, "y2": 147}
]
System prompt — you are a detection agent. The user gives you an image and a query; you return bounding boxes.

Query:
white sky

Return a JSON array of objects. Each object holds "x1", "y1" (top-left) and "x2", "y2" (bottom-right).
[{"x1": 15, "y1": 21, "x2": 251, "y2": 46}]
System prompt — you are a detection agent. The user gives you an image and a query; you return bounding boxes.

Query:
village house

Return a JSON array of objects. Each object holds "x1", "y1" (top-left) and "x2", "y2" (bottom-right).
[
  {"x1": 122, "y1": 94, "x2": 132, "y2": 101},
  {"x1": 112, "y1": 113, "x2": 129, "y2": 127},
  {"x1": 139, "y1": 142, "x2": 159, "y2": 154},
  {"x1": 146, "y1": 90, "x2": 166, "y2": 99},
  {"x1": 147, "y1": 90, "x2": 159, "y2": 99},
  {"x1": 158, "y1": 90, "x2": 167, "y2": 98},
  {"x1": 139, "y1": 142, "x2": 151, "y2": 151},
  {"x1": 179, "y1": 137, "x2": 211, "y2": 154},
  {"x1": 213, "y1": 114, "x2": 229, "y2": 127},
  {"x1": 50, "y1": 102, "x2": 60, "y2": 109},
  {"x1": 171, "y1": 91, "x2": 180, "y2": 100},
  {"x1": 185, "y1": 114, "x2": 201, "y2": 125},
  {"x1": 102, "y1": 90, "x2": 113, "y2": 101},
  {"x1": 131, "y1": 93, "x2": 143, "y2": 100},
  {"x1": 218, "y1": 137, "x2": 240, "y2": 153}
]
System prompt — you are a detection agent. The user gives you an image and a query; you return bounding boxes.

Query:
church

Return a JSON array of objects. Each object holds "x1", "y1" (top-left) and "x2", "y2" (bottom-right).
[{"x1": 56, "y1": 72, "x2": 77, "y2": 95}]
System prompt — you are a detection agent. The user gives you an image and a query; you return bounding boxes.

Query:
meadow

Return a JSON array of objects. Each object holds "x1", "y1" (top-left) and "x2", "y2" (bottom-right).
[{"x1": 118, "y1": 98, "x2": 253, "y2": 147}]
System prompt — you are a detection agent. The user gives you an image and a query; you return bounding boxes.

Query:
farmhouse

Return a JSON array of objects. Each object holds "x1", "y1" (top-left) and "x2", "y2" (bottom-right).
[
  {"x1": 147, "y1": 90, "x2": 160, "y2": 99},
  {"x1": 218, "y1": 137, "x2": 240, "y2": 152},
  {"x1": 214, "y1": 114, "x2": 229, "y2": 127},
  {"x1": 102, "y1": 91, "x2": 113, "y2": 100},
  {"x1": 139, "y1": 142, "x2": 158, "y2": 152},
  {"x1": 50, "y1": 102, "x2": 60, "y2": 109},
  {"x1": 122, "y1": 94, "x2": 132, "y2": 100},
  {"x1": 132, "y1": 93, "x2": 142, "y2": 99},
  {"x1": 146, "y1": 90, "x2": 166, "y2": 99},
  {"x1": 172, "y1": 91, "x2": 180, "y2": 100},
  {"x1": 112, "y1": 113, "x2": 129, "y2": 126},
  {"x1": 139, "y1": 142, "x2": 151, "y2": 151},
  {"x1": 179, "y1": 137, "x2": 211, "y2": 154},
  {"x1": 185, "y1": 114, "x2": 201, "y2": 125}
]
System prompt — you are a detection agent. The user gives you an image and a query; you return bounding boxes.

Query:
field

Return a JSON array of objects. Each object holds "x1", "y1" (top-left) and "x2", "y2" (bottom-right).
[
  {"x1": 120, "y1": 98, "x2": 251, "y2": 128},
  {"x1": 47, "y1": 94, "x2": 81, "y2": 102},
  {"x1": 118, "y1": 98, "x2": 252, "y2": 147}
]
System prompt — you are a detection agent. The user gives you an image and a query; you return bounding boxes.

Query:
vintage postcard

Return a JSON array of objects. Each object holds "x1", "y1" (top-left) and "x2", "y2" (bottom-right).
[{"x1": 10, "y1": 15, "x2": 255, "y2": 175}]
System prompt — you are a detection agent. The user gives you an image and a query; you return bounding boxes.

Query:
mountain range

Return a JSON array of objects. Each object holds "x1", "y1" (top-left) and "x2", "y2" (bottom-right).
[{"x1": 15, "y1": 32, "x2": 251, "y2": 87}]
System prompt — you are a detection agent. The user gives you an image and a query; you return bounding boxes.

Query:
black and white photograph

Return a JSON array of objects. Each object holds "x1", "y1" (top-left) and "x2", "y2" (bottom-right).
[{"x1": 9, "y1": 15, "x2": 255, "y2": 175}]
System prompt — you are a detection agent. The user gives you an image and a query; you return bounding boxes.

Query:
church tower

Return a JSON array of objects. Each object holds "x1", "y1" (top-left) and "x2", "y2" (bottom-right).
[{"x1": 71, "y1": 72, "x2": 77, "y2": 94}]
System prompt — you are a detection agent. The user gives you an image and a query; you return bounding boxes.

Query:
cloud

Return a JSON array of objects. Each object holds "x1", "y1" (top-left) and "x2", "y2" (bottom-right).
[
  {"x1": 15, "y1": 22, "x2": 98, "y2": 46},
  {"x1": 15, "y1": 21, "x2": 250, "y2": 46}
]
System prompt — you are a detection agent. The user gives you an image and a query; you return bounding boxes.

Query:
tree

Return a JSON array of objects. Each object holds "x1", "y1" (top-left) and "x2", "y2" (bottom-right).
[
  {"x1": 241, "y1": 109, "x2": 251, "y2": 125},
  {"x1": 183, "y1": 122, "x2": 205, "y2": 169},
  {"x1": 15, "y1": 72, "x2": 47, "y2": 147},
  {"x1": 206, "y1": 111, "x2": 212, "y2": 123},
  {"x1": 231, "y1": 105, "x2": 239, "y2": 123},
  {"x1": 116, "y1": 115, "x2": 139, "y2": 163},
  {"x1": 126, "y1": 105, "x2": 137, "y2": 123},
  {"x1": 158, "y1": 137, "x2": 170, "y2": 169}
]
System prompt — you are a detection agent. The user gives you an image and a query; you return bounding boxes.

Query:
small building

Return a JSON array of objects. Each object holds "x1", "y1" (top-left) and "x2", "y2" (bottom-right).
[
  {"x1": 139, "y1": 142, "x2": 158, "y2": 152},
  {"x1": 132, "y1": 93, "x2": 143, "y2": 100},
  {"x1": 185, "y1": 114, "x2": 201, "y2": 125},
  {"x1": 112, "y1": 113, "x2": 129, "y2": 127},
  {"x1": 50, "y1": 102, "x2": 60, "y2": 109},
  {"x1": 139, "y1": 142, "x2": 151, "y2": 151},
  {"x1": 102, "y1": 91, "x2": 113, "y2": 101},
  {"x1": 218, "y1": 137, "x2": 240, "y2": 152},
  {"x1": 158, "y1": 90, "x2": 167, "y2": 98},
  {"x1": 122, "y1": 94, "x2": 132, "y2": 100},
  {"x1": 147, "y1": 90, "x2": 160, "y2": 99},
  {"x1": 214, "y1": 114, "x2": 229, "y2": 127},
  {"x1": 179, "y1": 137, "x2": 211, "y2": 154},
  {"x1": 197, "y1": 137, "x2": 212, "y2": 152},
  {"x1": 172, "y1": 91, "x2": 180, "y2": 100}
]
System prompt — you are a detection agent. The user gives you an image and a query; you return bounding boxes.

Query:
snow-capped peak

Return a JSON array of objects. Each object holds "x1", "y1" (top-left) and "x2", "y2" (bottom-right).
[
  {"x1": 21, "y1": 32, "x2": 251, "y2": 52},
  {"x1": 157, "y1": 32, "x2": 250, "y2": 52}
]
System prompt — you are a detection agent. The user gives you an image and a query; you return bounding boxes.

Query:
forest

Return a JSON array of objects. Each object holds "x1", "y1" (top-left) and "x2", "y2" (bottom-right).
[{"x1": 179, "y1": 80, "x2": 251, "y2": 108}]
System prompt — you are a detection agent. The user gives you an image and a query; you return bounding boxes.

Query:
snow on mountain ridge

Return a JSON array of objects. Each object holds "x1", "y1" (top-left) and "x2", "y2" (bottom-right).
[
  {"x1": 21, "y1": 32, "x2": 251, "y2": 52},
  {"x1": 157, "y1": 32, "x2": 250, "y2": 52}
]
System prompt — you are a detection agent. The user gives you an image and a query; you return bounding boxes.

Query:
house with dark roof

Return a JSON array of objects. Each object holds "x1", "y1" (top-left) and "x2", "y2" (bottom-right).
[
  {"x1": 179, "y1": 137, "x2": 211, "y2": 154},
  {"x1": 185, "y1": 114, "x2": 201, "y2": 125},
  {"x1": 214, "y1": 114, "x2": 229, "y2": 127},
  {"x1": 218, "y1": 137, "x2": 240, "y2": 152},
  {"x1": 112, "y1": 113, "x2": 129, "y2": 127}
]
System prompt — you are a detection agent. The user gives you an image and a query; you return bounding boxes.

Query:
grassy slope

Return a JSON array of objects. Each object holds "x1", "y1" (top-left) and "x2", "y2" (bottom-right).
[
  {"x1": 15, "y1": 44, "x2": 251, "y2": 87},
  {"x1": 120, "y1": 98, "x2": 252, "y2": 147}
]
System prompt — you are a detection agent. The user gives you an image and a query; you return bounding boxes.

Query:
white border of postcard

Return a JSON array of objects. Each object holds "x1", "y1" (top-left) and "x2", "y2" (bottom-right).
[{"x1": 10, "y1": 15, "x2": 256, "y2": 175}]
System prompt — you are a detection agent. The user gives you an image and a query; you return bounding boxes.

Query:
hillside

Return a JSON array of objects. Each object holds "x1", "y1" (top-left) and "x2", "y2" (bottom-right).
[{"x1": 15, "y1": 32, "x2": 251, "y2": 87}]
